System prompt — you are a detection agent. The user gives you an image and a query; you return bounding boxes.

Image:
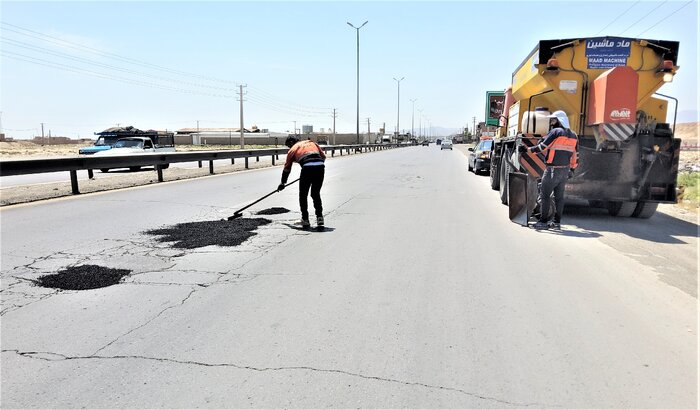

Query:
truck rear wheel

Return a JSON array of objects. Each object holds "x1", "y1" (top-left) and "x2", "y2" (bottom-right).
[
  {"x1": 499, "y1": 154, "x2": 511, "y2": 205},
  {"x1": 490, "y1": 160, "x2": 500, "y2": 191},
  {"x1": 632, "y1": 202, "x2": 658, "y2": 218},
  {"x1": 607, "y1": 201, "x2": 637, "y2": 217}
]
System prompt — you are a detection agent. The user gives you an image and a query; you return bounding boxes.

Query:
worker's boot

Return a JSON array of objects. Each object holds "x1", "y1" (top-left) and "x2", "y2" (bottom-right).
[
  {"x1": 549, "y1": 221, "x2": 561, "y2": 230},
  {"x1": 316, "y1": 215, "x2": 324, "y2": 227},
  {"x1": 299, "y1": 218, "x2": 310, "y2": 228},
  {"x1": 533, "y1": 221, "x2": 549, "y2": 230}
]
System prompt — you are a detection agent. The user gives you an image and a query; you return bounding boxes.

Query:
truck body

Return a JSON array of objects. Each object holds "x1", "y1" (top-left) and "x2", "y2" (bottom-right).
[
  {"x1": 92, "y1": 128, "x2": 175, "y2": 172},
  {"x1": 488, "y1": 36, "x2": 680, "y2": 219}
]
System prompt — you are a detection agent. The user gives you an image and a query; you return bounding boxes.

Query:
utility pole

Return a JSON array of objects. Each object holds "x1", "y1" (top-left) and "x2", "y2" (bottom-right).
[
  {"x1": 332, "y1": 109, "x2": 337, "y2": 145},
  {"x1": 410, "y1": 98, "x2": 417, "y2": 140},
  {"x1": 48, "y1": 129, "x2": 51, "y2": 145},
  {"x1": 365, "y1": 117, "x2": 371, "y2": 143},
  {"x1": 238, "y1": 84, "x2": 247, "y2": 148},
  {"x1": 41, "y1": 122, "x2": 45, "y2": 145}
]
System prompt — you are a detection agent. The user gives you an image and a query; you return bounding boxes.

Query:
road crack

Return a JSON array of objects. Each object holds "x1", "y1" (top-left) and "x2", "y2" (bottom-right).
[{"x1": 2, "y1": 349, "x2": 552, "y2": 407}]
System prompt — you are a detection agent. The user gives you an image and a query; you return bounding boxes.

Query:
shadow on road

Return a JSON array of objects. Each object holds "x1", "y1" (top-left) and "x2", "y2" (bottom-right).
[
  {"x1": 562, "y1": 202, "x2": 698, "y2": 244},
  {"x1": 282, "y1": 223, "x2": 335, "y2": 233}
]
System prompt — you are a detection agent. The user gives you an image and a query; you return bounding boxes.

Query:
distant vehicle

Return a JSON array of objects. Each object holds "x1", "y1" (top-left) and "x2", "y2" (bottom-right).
[
  {"x1": 421, "y1": 140, "x2": 429, "y2": 146},
  {"x1": 93, "y1": 136, "x2": 176, "y2": 172},
  {"x1": 436, "y1": 139, "x2": 442, "y2": 146},
  {"x1": 317, "y1": 140, "x2": 328, "y2": 145},
  {"x1": 440, "y1": 139, "x2": 453, "y2": 150},
  {"x1": 381, "y1": 136, "x2": 391, "y2": 144},
  {"x1": 468, "y1": 138, "x2": 494, "y2": 174},
  {"x1": 78, "y1": 135, "x2": 120, "y2": 155}
]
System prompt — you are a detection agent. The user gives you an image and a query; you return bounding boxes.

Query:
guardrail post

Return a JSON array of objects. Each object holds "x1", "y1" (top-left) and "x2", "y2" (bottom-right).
[
  {"x1": 198, "y1": 161, "x2": 202, "y2": 168},
  {"x1": 87, "y1": 169, "x2": 94, "y2": 179},
  {"x1": 245, "y1": 157, "x2": 249, "y2": 169},
  {"x1": 331, "y1": 149, "x2": 335, "y2": 157},
  {"x1": 69, "y1": 170, "x2": 80, "y2": 194},
  {"x1": 276, "y1": 154, "x2": 279, "y2": 160},
  {"x1": 231, "y1": 158, "x2": 235, "y2": 165},
  {"x1": 209, "y1": 160, "x2": 214, "y2": 174},
  {"x1": 256, "y1": 156, "x2": 259, "y2": 162},
  {"x1": 272, "y1": 155, "x2": 275, "y2": 165},
  {"x1": 156, "y1": 164, "x2": 164, "y2": 182}
]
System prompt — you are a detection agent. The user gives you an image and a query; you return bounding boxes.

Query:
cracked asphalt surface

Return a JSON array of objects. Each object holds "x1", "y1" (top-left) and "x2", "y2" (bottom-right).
[{"x1": 1, "y1": 146, "x2": 697, "y2": 408}]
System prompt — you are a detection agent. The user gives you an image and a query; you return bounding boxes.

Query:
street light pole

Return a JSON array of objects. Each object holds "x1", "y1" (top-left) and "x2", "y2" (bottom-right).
[
  {"x1": 347, "y1": 20, "x2": 368, "y2": 145},
  {"x1": 410, "y1": 98, "x2": 417, "y2": 141},
  {"x1": 417, "y1": 109, "x2": 423, "y2": 140},
  {"x1": 393, "y1": 76, "x2": 404, "y2": 142}
]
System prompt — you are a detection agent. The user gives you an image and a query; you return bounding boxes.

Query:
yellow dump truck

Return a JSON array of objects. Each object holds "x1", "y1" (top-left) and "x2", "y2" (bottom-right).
[{"x1": 489, "y1": 36, "x2": 681, "y2": 220}]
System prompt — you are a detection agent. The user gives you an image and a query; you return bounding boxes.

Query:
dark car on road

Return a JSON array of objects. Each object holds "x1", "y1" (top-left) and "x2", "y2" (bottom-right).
[{"x1": 468, "y1": 138, "x2": 494, "y2": 174}]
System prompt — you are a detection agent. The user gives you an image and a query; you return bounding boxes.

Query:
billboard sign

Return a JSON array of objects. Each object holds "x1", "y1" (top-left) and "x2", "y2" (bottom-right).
[{"x1": 485, "y1": 91, "x2": 505, "y2": 126}]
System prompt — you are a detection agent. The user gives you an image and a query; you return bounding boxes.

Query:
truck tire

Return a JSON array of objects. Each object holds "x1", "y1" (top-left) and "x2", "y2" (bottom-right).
[
  {"x1": 490, "y1": 159, "x2": 500, "y2": 191},
  {"x1": 632, "y1": 202, "x2": 658, "y2": 218},
  {"x1": 468, "y1": 161, "x2": 474, "y2": 173},
  {"x1": 129, "y1": 166, "x2": 141, "y2": 172},
  {"x1": 162, "y1": 164, "x2": 170, "y2": 169},
  {"x1": 499, "y1": 154, "x2": 511, "y2": 205},
  {"x1": 100, "y1": 168, "x2": 109, "y2": 173},
  {"x1": 607, "y1": 201, "x2": 636, "y2": 217}
]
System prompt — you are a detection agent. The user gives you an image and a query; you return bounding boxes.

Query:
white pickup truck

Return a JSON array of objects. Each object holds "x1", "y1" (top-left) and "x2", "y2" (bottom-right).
[{"x1": 93, "y1": 136, "x2": 176, "y2": 172}]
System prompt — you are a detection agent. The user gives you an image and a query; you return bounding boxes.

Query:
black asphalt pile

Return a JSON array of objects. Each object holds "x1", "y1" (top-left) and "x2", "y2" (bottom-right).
[
  {"x1": 145, "y1": 218, "x2": 272, "y2": 249},
  {"x1": 256, "y1": 207, "x2": 291, "y2": 215},
  {"x1": 37, "y1": 265, "x2": 132, "y2": 290}
]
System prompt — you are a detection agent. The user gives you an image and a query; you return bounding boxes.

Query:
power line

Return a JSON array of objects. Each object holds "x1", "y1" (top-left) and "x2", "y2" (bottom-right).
[
  {"x1": 595, "y1": 0, "x2": 641, "y2": 35},
  {"x1": 1, "y1": 21, "x2": 333, "y2": 116},
  {"x1": 636, "y1": 0, "x2": 695, "y2": 36},
  {"x1": 619, "y1": 1, "x2": 668, "y2": 35}
]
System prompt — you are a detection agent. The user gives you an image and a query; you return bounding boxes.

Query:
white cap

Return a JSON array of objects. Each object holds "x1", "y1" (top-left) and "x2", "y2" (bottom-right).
[{"x1": 547, "y1": 110, "x2": 570, "y2": 129}]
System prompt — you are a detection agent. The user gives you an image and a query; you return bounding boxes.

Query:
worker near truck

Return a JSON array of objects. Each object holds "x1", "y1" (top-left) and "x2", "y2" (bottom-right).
[
  {"x1": 518, "y1": 110, "x2": 578, "y2": 230},
  {"x1": 278, "y1": 136, "x2": 326, "y2": 228}
]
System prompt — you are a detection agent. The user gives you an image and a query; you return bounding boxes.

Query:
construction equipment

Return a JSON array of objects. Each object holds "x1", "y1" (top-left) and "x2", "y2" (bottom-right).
[
  {"x1": 227, "y1": 178, "x2": 300, "y2": 220},
  {"x1": 487, "y1": 36, "x2": 680, "y2": 220}
]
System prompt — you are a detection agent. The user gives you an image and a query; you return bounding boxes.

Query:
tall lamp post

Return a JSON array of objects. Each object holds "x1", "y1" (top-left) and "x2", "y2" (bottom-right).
[
  {"x1": 347, "y1": 20, "x2": 368, "y2": 144},
  {"x1": 410, "y1": 98, "x2": 417, "y2": 141},
  {"x1": 393, "y1": 76, "x2": 404, "y2": 142},
  {"x1": 417, "y1": 109, "x2": 423, "y2": 140}
]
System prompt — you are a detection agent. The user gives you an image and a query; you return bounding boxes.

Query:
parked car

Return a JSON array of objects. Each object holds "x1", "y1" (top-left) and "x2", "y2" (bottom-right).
[
  {"x1": 468, "y1": 138, "x2": 494, "y2": 174},
  {"x1": 421, "y1": 140, "x2": 429, "y2": 146},
  {"x1": 440, "y1": 139, "x2": 453, "y2": 150}
]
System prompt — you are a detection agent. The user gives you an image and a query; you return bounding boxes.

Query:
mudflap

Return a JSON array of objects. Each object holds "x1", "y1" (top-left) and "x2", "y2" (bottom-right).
[{"x1": 508, "y1": 172, "x2": 537, "y2": 226}]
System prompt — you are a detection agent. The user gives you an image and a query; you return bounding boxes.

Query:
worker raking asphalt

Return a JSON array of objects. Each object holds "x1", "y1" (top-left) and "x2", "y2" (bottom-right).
[
  {"x1": 145, "y1": 218, "x2": 272, "y2": 249},
  {"x1": 37, "y1": 265, "x2": 132, "y2": 290}
]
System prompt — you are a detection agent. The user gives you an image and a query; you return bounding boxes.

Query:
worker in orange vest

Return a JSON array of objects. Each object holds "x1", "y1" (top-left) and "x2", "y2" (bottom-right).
[
  {"x1": 519, "y1": 110, "x2": 579, "y2": 230},
  {"x1": 278, "y1": 136, "x2": 326, "y2": 228}
]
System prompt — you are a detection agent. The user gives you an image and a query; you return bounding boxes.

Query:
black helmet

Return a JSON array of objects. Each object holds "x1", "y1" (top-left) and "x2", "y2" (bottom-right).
[{"x1": 285, "y1": 136, "x2": 299, "y2": 148}]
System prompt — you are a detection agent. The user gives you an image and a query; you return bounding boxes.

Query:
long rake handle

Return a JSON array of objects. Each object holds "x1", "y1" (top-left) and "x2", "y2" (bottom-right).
[{"x1": 233, "y1": 178, "x2": 299, "y2": 215}]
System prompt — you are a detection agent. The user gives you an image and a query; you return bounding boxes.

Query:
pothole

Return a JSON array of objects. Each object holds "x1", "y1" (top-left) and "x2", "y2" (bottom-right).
[
  {"x1": 145, "y1": 218, "x2": 272, "y2": 249},
  {"x1": 37, "y1": 265, "x2": 132, "y2": 290},
  {"x1": 255, "y1": 207, "x2": 291, "y2": 215}
]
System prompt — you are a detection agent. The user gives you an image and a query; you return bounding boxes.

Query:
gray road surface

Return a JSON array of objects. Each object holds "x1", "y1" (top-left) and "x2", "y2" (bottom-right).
[{"x1": 1, "y1": 146, "x2": 697, "y2": 408}]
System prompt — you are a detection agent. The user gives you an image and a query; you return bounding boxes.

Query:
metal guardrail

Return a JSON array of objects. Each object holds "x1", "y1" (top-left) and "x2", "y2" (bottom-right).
[{"x1": 0, "y1": 143, "x2": 409, "y2": 194}]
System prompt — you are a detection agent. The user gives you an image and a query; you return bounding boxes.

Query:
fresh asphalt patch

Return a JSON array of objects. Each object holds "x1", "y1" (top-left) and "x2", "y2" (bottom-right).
[
  {"x1": 145, "y1": 218, "x2": 272, "y2": 249},
  {"x1": 255, "y1": 207, "x2": 291, "y2": 215},
  {"x1": 37, "y1": 265, "x2": 132, "y2": 290}
]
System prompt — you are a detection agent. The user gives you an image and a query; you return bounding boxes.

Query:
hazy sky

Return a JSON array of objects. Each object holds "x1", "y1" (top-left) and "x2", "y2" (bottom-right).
[{"x1": 1, "y1": 0, "x2": 698, "y2": 139}]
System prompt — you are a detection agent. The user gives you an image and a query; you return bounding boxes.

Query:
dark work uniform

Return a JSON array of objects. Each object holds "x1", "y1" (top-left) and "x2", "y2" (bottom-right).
[{"x1": 529, "y1": 128, "x2": 579, "y2": 224}]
